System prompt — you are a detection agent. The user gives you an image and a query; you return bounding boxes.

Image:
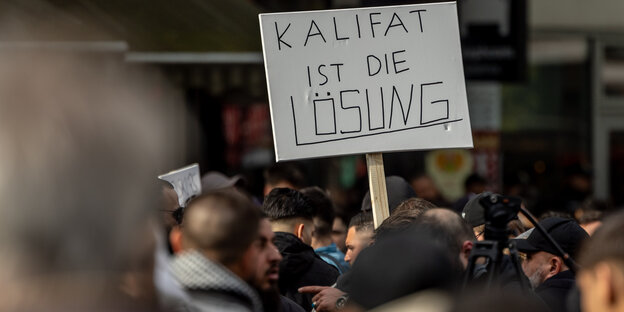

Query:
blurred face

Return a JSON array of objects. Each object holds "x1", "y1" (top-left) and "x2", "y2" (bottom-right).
[
  {"x1": 577, "y1": 262, "x2": 624, "y2": 312},
  {"x1": 578, "y1": 268, "x2": 603, "y2": 312},
  {"x1": 250, "y1": 219, "x2": 283, "y2": 291},
  {"x1": 263, "y1": 182, "x2": 296, "y2": 196},
  {"x1": 332, "y1": 218, "x2": 348, "y2": 253},
  {"x1": 521, "y1": 251, "x2": 554, "y2": 289},
  {"x1": 411, "y1": 176, "x2": 439, "y2": 201},
  {"x1": 473, "y1": 225, "x2": 485, "y2": 241},
  {"x1": 344, "y1": 226, "x2": 373, "y2": 265},
  {"x1": 581, "y1": 221, "x2": 602, "y2": 236}
]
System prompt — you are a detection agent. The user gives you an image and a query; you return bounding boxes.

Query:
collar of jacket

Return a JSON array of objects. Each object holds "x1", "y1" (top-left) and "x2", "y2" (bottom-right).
[
  {"x1": 273, "y1": 232, "x2": 320, "y2": 278},
  {"x1": 273, "y1": 232, "x2": 311, "y2": 254},
  {"x1": 170, "y1": 250, "x2": 263, "y2": 312}
]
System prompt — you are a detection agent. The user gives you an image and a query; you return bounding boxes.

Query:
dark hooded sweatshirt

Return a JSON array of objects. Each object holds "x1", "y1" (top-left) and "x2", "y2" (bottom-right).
[
  {"x1": 535, "y1": 270, "x2": 576, "y2": 312},
  {"x1": 274, "y1": 232, "x2": 339, "y2": 310}
]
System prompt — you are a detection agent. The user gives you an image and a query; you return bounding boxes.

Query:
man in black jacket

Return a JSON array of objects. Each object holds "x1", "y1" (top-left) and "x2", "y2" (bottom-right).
[
  {"x1": 514, "y1": 217, "x2": 589, "y2": 311},
  {"x1": 263, "y1": 188, "x2": 340, "y2": 310}
]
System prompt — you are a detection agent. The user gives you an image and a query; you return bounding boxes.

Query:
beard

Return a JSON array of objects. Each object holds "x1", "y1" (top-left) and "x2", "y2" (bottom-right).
[
  {"x1": 257, "y1": 283, "x2": 281, "y2": 312},
  {"x1": 527, "y1": 267, "x2": 547, "y2": 289}
]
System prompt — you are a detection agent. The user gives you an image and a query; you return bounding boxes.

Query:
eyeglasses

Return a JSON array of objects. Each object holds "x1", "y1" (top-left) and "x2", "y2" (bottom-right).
[{"x1": 517, "y1": 252, "x2": 527, "y2": 261}]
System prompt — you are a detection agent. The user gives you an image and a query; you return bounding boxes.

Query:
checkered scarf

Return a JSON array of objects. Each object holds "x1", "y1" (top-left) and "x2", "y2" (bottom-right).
[{"x1": 170, "y1": 250, "x2": 263, "y2": 312}]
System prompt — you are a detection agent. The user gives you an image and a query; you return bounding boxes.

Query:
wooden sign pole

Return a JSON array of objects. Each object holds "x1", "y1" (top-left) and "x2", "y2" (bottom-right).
[{"x1": 366, "y1": 153, "x2": 390, "y2": 229}]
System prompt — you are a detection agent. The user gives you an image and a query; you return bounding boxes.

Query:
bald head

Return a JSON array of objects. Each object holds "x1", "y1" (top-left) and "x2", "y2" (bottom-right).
[
  {"x1": 422, "y1": 208, "x2": 462, "y2": 223},
  {"x1": 420, "y1": 209, "x2": 474, "y2": 239},
  {"x1": 182, "y1": 190, "x2": 261, "y2": 265},
  {"x1": 417, "y1": 208, "x2": 475, "y2": 258}
]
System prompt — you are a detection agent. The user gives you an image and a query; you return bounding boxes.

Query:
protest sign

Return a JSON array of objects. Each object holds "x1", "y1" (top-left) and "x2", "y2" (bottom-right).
[
  {"x1": 158, "y1": 163, "x2": 201, "y2": 207},
  {"x1": 260, "y1": 2, "x2": 472, "y2": 227},
  {"x1": 259, "y1": 2, "x2": 472, "y2": 162}
]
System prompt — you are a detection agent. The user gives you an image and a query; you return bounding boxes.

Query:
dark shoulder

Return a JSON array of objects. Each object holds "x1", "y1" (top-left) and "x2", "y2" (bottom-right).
[
  {"x1": 281, "y1": 295, "x2": 305, "y2": 312},
  {"x1": 311, "y1": 254, "x2": 340, "y2": 281}
]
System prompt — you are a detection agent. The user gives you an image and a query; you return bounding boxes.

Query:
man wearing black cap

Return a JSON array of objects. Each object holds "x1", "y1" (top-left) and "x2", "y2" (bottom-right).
[
  {"x1": 514, "y1": 217, "x2": 589, "y2": 311},
  {"x1": 461, "y1": 192, "x2": 491, "y2": 241}
]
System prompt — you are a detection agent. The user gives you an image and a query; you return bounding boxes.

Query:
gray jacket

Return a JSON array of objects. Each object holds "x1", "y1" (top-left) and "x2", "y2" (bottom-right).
[{"x1": 170, "y1": 250, "x2": 263, "y2": 312}]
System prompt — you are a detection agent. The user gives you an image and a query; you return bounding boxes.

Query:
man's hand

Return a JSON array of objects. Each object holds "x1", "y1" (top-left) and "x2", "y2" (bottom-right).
[{"x1": 299, "y1": 286, "x2": 346, "y2": 312}]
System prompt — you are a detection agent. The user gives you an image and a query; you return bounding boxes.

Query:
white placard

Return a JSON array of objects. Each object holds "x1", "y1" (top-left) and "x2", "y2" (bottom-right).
[
  {"x1": 260, "y1": 2, "x2": 473, "y2": 161},
  {"x1": 158, "y1": 163, "x2": 201, "y2": 207}
]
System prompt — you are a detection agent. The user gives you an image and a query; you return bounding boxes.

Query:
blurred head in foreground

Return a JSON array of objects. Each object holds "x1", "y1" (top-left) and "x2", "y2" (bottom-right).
[
  {"x1": 578, "y1": 210, "x2": 624, "y2": 312},
  {"x1": 450, "y1": 289, "x2": 548, "y2": 312},
  {"x1": 0, "y1": 50, "x2": 182, "y2": 311},
  {"x1": 344, "y1": 226, "x2": 461, "y2": 311}
]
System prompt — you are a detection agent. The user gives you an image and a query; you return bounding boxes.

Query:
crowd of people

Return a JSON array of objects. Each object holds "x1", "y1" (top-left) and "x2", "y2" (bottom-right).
[
  {"x1": 156, "y1": 162, "x2": 623, "y2": 312},
  {"x1": 1, "y1": 52, "x2": 622, "y2": 312}
]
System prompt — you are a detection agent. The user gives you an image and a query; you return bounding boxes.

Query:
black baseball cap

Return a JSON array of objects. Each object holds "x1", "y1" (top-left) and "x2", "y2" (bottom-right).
[
  {"x1": 461, "y1": 192, "x2": 493, "y2": 227},
  {"x1": 361, "y1": 176, "x2": 416, "y2": 213},
  {"x1": 513, "y1": 217, "x2": 589, "y2": 258}
]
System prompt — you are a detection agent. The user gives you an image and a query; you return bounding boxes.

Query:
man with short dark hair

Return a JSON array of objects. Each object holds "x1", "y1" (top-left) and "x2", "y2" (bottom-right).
[
  {"x1": 331, "y1": 212, "x2": 351, "y2": 254},
  {"x1": 171, "y1": 190, "x2": 264, "y2": 312},
  {"x1": 514, "y1": 217, "x2": 589, "y2": 311},
  {"x1": 393, "y1": 197, "x2": 437, "y2": 217},
  {"x1": 374, "y1": 198, "x2": 436, "y2": 240},
  {"x1": 263, "y1": 188, "x2": 316, "y2": 246},
  {"x1": 262, "y1": 188, "x2": 339, "y2": 310},
  {"x1": 301, "y1": 186, "x2": 349, "y2": 274},
  {"x1": 344, "y1": 211, "x2": 375, "y2": 265},
  {"x1": 299, "y1": 211, "x2": 373, "y2": 312}
]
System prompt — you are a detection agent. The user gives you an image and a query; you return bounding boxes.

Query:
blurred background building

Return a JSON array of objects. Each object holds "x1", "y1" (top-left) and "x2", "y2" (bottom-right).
[{"x1": 2, "y1": 0, "x2": 624, "y2": 215}]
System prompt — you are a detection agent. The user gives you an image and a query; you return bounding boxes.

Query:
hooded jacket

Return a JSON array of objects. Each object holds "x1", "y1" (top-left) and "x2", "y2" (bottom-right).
[
  {"x1": 535, "y1": 270, "x2": 576, "y2": 312},
  {"x1": 274, "y1": 232, "x2": 339, "y2": 310},
  {"x1": 170, "y1": 250, "x2": 263, "y2": 312}
]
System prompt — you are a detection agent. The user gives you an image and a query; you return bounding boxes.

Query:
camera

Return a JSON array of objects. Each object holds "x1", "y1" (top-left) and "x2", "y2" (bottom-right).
[{"x1": 479, "y1": 194, "x2": 522, "y2": 243}]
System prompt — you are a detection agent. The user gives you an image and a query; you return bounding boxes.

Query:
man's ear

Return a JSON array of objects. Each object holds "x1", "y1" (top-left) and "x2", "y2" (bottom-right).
[
  {"x1": 169, "y1": 226, "x2": 183, "y2": 254},
  {"x1": 295, "y1": 223, "x2": 305, "y2": 240},
  {"x1": 462, "y1": 240, "x2": 474, "y2": 258},
  {"x1": 547, "y1": 256, "x2": 564, "y2": 278},
  {"x1": 458, "y1": 241, "x2": 473, "y2": 268}
]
